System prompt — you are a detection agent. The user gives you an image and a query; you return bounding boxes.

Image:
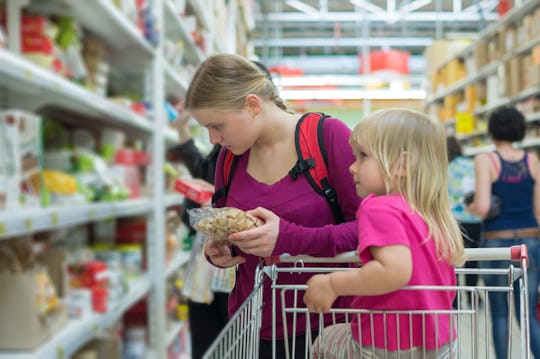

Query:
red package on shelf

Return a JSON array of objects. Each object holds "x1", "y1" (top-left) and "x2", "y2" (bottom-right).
[{"x1": 174, "y1": 178, "x2": 214, "y2": 204}]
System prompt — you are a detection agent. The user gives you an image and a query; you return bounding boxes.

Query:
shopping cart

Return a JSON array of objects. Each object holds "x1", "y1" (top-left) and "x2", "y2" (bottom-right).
[{"x1": 203, "y1": 245, "x2": 530, "y2": 359}]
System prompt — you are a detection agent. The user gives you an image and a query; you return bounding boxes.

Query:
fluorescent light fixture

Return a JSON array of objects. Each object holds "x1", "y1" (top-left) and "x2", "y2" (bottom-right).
[
  {"x1": 285, "y1": 0, "x2": 319, "y2": 16},
  {"x1": 281, "y1": 89, "x2": 426, "y2": 100}
]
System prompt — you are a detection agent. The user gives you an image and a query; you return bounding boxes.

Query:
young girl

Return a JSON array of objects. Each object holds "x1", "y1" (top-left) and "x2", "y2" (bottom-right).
[{"x1": 303, "y1": 108, "x2": 465, "y2": 358}]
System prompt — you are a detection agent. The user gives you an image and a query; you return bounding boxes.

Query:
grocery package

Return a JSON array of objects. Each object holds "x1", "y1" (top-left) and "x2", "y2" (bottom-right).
[
  {"x1": 188, "y1": 207, "x2": 263, "y2": 244},
  {"x1": 174, "y1": 178, "x2": 214, "y2": 204}
]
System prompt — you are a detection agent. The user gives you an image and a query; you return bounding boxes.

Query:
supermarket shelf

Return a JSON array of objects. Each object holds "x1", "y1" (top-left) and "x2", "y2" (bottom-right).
[
  {"x1": 0, "y1": 199, "x2": 152, "y2": 240},
  {"x1": 164, "y1": 0, "x2": 204, "y2": 66},
  {"x1": 164, "y1": 61, "x2": 189, "y2": 98},
  {"x1": 33, "y1": 0, "x2": 154, "y2": 58},
  {"x1": 0, "y1": 276, "x2": 150, "y2": 359},
  {"x1": 166, "y1": 251, "x2": 191, "y2": 277},
  {"x1": 166, "y1": 321, "x2": 189, "y2": 347},
  {"x1": 474, "y1": 86, "x2": 540, "y2": 116},
  {"x1": 165, "y1": 126, "x2": 181, "y2": 145},
  {"x1": 430, "y1": 0, "x2": 539, "y2": 74},
  {"x1": 0, "y1": 49, "x2": 153, "y2": 135},
  {"x1": 164, "y1": 193, "x2": 185, "y2": 208},
  {"x1": 463, "y1": 136, "x2": 540, "y2": 156},
  {"x1": 187, "y1": 0, "x2": 212, "y2": 31}
]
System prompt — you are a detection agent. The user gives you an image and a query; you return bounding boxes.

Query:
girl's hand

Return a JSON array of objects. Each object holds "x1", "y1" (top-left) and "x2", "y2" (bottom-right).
[
  {"x1": 303, "y1": 274, "x2": 337, "y2": 313},
  {"x1": 228, "y1": 207, "x2": 279, "y2": 258},
  {"x1": 204, "y1": 239, "x2": 245, "y2": 267}
]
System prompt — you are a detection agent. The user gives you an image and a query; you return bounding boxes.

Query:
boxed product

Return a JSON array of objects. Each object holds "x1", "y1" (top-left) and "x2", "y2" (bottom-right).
[
  {"x1": 0, "y1": 110, "x2": 42, "y2": 210},
  {"x1": 174, "y1": 178, "x2": 214, "y2": 204}
]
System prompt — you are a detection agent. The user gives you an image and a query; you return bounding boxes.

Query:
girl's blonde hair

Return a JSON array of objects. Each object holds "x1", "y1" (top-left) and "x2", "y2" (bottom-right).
[
  {"x1": 351, "y1": 108, "x2": 465, "y2": 266},
  {"x1": 184, "y1": 54, "x2": 287, "y2": 112}
]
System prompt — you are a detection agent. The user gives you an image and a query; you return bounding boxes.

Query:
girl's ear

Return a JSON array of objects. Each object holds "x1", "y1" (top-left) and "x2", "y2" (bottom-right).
[{"x1": 244, "y1": 94, "x2": 262, "y2": 116}]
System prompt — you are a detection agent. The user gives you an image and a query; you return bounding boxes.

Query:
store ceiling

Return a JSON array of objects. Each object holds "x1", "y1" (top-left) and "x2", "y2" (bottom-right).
[{"x1": 252, "y1": 0, "x2": 501, "y2": 74}]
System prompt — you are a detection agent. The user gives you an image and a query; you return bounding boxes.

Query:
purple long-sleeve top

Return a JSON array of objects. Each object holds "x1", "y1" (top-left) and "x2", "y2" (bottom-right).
[{"x1": 214, "y1": 116, "x2": 360, "y2": 340}]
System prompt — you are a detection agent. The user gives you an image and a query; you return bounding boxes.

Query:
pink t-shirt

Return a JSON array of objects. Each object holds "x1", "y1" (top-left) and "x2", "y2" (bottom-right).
[{"x1": 350, "y1": 194, "x2": 456, "y2": 351}]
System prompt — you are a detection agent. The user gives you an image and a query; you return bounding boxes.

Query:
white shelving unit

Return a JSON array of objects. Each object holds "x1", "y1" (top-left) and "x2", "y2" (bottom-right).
[
  {"x1": 0, "y1": 0, "x2": 246, "y2": 357},
  {"x1": 424, "y1": 0, "x2": 540, "y2": 156}
]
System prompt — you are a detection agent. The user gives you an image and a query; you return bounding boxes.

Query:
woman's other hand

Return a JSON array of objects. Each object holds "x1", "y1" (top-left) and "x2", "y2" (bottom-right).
[
  {"x1": 228, "y1": 207, "x2": 279, "y2": 257},
  {"x1": 204, "y1": 239, "x2": 245, "y2": 267}
]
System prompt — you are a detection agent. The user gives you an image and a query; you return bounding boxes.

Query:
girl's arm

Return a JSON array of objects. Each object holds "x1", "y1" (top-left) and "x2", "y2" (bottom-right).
[
  {"x1": 303, "y1": 244, "x2": 412, "y2": 313},
  {"x1": 466, "y1": 153, "x2": 493, "y2": 218}
]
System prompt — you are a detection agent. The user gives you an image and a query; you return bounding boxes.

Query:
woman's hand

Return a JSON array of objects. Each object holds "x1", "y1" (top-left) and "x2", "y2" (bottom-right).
[
  {"x1": 228, "y1": 207, "x2": 279, "y2": 258},
  {"x1": 204, "y1": 240, "x2": 245, "y2": 267},
  {"x1": 303, "y1": 274, "x2": 337, "y2": 313}
]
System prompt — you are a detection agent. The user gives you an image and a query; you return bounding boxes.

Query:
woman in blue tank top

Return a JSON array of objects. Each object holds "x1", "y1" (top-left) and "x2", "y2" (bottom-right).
[{"x1": 467, "y1": 107, "x2": 540, "y2": 358}]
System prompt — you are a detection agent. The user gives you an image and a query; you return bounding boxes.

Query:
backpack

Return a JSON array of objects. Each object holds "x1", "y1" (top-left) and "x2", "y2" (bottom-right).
[{"x1": 212, "y1": 112, "x2": 345, "y2": 223}]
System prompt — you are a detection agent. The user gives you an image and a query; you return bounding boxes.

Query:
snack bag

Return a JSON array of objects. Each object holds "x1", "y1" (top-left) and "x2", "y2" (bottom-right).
[{"x1": 188, "y1": 207, "x2": 263, "y2": 244}]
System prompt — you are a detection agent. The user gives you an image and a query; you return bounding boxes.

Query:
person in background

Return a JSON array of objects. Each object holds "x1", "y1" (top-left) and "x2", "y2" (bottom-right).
[
  {"x1": 304, "y1": 109, "x2": 465, "y2": 358},
  {"x1": 446, "y1": 135, "x2": 482, "y2": 307},
  {"x1": 466, "y1": 107, "x2": 540, "y2": 358},
  {"x1": 167, "y1": 60, "x2": 281, "y2": 358},
  {"x1": 183, "y1": 53, "x2": 360, "y2": 359}
]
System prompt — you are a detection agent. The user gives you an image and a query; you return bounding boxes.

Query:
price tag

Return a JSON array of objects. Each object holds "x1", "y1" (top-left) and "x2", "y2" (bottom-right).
[
  {"x1": 56, "y1": 346, "x2": 64, "y2": 359},
  {"x1": 24, "y1": 219, "x2": 32, "y2": 231},
  {"x1": 51, "y1": 212, "x2": 59, "y2": 226},
  {"x1": 0, "y1": 222, "x2": 5, "y2": 235}
]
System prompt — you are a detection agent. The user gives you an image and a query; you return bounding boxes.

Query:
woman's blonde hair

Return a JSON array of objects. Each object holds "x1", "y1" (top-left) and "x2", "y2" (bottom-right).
[
  {"x1": 351, "y1": 108, "x2": 465, "y2": 266},
  {"x1": 184, "y1": 54, "x2": 287, "y2": 112}
]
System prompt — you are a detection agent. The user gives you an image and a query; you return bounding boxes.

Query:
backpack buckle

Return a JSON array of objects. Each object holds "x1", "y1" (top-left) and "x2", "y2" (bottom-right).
[{"x1": 289, "y1": 158, "x2": 316, "y2": 180}]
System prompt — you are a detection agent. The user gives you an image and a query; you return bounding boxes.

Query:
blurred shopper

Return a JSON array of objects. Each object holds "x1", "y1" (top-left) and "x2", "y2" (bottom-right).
[
  {"x1": 466, "y1": 107, "x2": 540, "y2": 358},
  {"x1": 305, "y1": 109, "x2": 465, "y2": 358},
  {"x1": 447, "y1": 135, "x2": 482, "y2": 306},
  {"x1": 184, "y1": 54, "x2": 359, "y2": 359}
]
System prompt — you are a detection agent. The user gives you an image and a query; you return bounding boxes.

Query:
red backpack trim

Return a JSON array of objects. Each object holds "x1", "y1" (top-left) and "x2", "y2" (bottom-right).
[{"x1": 212, "y1": 112, "x2": 344, "y2": 223}]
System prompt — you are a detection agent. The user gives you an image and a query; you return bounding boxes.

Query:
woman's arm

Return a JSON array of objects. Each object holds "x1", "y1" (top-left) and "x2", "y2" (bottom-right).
[
  {"x1": 529, "y1": 152, "x2": 540, "y2": 225},
  {"x1": 466, "y1": 153, "x2": 494, "y2": 218},
  {"x1": 303, "y1": 245, "x2": 412, "y2": 313}
]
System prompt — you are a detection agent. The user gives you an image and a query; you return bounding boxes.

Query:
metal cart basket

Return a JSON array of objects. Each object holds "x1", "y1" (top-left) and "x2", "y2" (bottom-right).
[{"x1": 203, "y1": 245, "x2": 530, "y2": 359}]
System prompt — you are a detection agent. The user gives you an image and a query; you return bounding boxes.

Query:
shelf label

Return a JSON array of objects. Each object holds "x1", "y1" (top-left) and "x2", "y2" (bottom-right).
[
  {"x1": 56, "y1": 346, "x2": 64, "y2": 359},
  {"x1": 0, "y1": 222, "x2": 5, "y2": 235},
  {"x1": 24, "y1": 219, "x2": 32, "y2": 231},
  {"x1": 51, "y1": 212, "x2": 59, "y2": 226},
  {"x1": 24, "y1": 69, "x2": 33, "y2": 79}
]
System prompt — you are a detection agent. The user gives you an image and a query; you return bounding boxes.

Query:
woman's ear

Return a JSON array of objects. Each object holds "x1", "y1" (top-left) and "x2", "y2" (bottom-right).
[{"x1": 244, "y1": 94, "x2": 262, "y2": 117}]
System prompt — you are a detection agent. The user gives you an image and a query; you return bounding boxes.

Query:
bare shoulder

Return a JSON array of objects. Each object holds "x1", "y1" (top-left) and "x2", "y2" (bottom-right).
[{"x1": 528, "y1": 151, "x2": 540, "y2": 179}]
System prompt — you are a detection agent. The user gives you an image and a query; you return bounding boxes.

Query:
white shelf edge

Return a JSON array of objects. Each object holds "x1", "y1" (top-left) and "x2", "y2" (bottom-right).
[
  {"x1": 0, "y1": 199, "x2": 152, "y2": 239},
  {"x1": 164, "y1": 0, "x2": 204, "y2": 66},
  {"x1": 187, "y1": 0, "x2": 212, "y2": 31},
  {"x1": 0, "y1": 277, "x2": 150, "y2": 359},
  {"x1": 0, "y1": 49, "x2": 153, "y2": 134},
  {"x1": 164, "y1": 193, "x2": 185, "y2": 207},
  {"x1": 165, "y1": 321, "x2": 189, "y2": 347},
  {"x1": 166, "y1": 251, "x2": 191, "y2": 277}
]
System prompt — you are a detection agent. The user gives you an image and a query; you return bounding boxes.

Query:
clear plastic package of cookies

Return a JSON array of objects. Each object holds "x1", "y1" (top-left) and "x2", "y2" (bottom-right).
[{"x1": 188, "y1": 207, "x2": 263, "y2": 244}]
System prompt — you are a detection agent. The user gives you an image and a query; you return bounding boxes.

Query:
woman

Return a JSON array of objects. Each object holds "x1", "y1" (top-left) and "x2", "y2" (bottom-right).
[
  {"x1": 466, "y1": 106, "x2": 540, "y2": 358},
  {"x1": 184, "y1": 54, "x2": 360, "y2": 358}
]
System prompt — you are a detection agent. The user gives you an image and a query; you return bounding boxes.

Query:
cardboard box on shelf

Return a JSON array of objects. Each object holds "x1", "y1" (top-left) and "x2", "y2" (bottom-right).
[
  {"x1": 423, "y1": 40, "x2": 469, "y2": 76},
  {"x1": 0, "y1": 269, "x2": 68, "y2": 350},
  {"x1": 473, "y1": 41, "x2": 489, "y2": 71}
]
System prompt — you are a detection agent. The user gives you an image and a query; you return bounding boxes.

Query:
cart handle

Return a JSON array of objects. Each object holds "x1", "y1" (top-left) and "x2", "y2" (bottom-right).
[{"x1": 265, "y1": 245, "x2": 529, "y2": 267}]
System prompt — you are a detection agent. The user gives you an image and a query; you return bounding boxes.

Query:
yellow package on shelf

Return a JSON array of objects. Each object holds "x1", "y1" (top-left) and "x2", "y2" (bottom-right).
[{"x1": 455, "y1": 112, "x2": 476, "y2": 135}]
